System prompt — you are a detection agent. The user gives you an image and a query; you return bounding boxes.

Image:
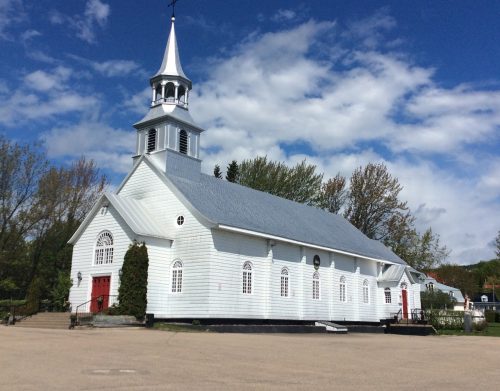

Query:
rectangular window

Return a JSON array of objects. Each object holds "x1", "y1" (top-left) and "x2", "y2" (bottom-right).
[
  {"x1": 172, "y1": 270, "x2": 182, "y2": 293},
  {"x1": 313, "y1": 280, "x2": 320, "y2": 300},
  {"x1": 385, "y1": 289, "x2": 392, "y2": 304},
  {"x1": 243, "y1": 271, "x2": 252, "y2": 294},
  {"x1": 281, "y1": 276, "x2": 289, "y2": 297},
  {"x1": 363, "y1": 285, "x2": 369, "y2": 304},
  {"x1": 95, "y1": 249, "x2": 104, "y2": 265},
  {"x1": 340, "y1": 284, "x2": 346, "y2": 302}
]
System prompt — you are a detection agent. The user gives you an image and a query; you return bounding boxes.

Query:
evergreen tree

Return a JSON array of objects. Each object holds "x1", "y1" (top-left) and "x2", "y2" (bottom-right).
[
  {"x1": 226, "y1": 160, "x2": 240, "y2": 183},
  {"x1": 117, "y1": 242, "x2": 149, "y2": 319},
  {"x1": 213, "y1": 164, "x2": 222, "y2": 179}
]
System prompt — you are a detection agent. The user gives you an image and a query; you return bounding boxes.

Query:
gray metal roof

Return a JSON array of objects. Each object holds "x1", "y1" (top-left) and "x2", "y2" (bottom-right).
[
  {"x1": 106, "y1": 193, "x2": 171, "y2": 240},
  {"x1": 378, "y1": 264, "x2": 406, "y2": 283},
  {"x1": 134, "y1": 104, "x2": 203, "y2": 131},
  {"x1": 167, "y1": 172, "x2": 406, "y2": 264},
  {"x1": 68, "y1": 192, "x2": 172, "y2": 244}
]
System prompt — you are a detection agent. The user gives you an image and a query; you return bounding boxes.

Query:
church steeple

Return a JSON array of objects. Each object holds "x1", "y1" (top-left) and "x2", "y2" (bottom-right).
[
  {"x1": 154, "y1": 16, "x2": 188, "y2": 80},
  {"x1": 133, "y1": 12, "x2": 204, "y2": 182},
  {"x1": 150, "y1": 16, "x2": 192, "y2": 108}
]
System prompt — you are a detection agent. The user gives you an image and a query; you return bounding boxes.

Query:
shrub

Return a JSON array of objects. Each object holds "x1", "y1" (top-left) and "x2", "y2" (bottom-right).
[
  {"x1": 424, "y1": 309, "x2": 464, "y2": 330},
  {"x1": 473, "y1": 320, "x2": 488, "y2": 332},
  {"x1": 485, "y1": 310, "x2": 496, "y2": 323},
  {"x1": 117, "y1": 242, "x2": 149, "y2": 320}
]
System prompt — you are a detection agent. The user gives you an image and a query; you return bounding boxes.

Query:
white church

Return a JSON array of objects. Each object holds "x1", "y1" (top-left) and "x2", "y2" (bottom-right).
[{"x1": 68, "y1": 14, "x2": 424, "y2": 324}]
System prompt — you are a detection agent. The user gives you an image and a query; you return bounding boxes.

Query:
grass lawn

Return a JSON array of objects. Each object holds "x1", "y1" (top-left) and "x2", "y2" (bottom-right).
[
  {"x1": 438, "y1": 322, "x2": 500, "y2": 336},
  {"x1": 153, "y1": 322, "x2": 208, "y2": 333}
]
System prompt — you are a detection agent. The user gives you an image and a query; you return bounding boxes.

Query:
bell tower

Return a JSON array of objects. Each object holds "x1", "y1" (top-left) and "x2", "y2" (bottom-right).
[{"x1": 133, "y1": 15, "x2": 204, "y2": 181}]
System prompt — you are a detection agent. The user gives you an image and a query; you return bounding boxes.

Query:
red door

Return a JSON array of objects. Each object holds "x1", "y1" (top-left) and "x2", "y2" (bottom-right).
[
  {"x1": 90, "y1": 276, "x2": 111, "y2": 313},
  {"x1": 402, "y1": 289, "x2": 409, "y2": 319}
]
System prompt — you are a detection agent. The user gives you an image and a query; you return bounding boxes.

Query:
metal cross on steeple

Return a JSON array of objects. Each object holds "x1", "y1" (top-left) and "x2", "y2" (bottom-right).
[{"x1": 168, "y1": 0, "x2": 182, "y2": 18}]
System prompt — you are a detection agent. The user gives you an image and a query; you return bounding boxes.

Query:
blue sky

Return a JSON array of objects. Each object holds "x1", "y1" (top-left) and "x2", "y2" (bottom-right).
[{"x1": 0, "y1": 0, "x2": 499, "y2": 264}]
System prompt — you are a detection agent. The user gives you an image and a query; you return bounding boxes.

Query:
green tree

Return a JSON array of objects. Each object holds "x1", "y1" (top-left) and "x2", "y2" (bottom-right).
[
  {"x1": 238, "y1": 156, "x2": 323, "y2": 205},
  {"x1": 421, "y1": 290, "x2": 456, "y2": 310},
  {"x1": 117, "y1": 242, "x2": 149, "y2": 319},
  {"x1": 496, "y1": 230, "x2": 500, "y2": 259},
  {"x1": 434, "y1": 264, "x2": 478, "y2": 297},
  {"x1": 226, "y1": 160, "x2": 239, "y2": 183},
  {"x1": 344, "y1": 163, "x2": 409, "y2": 241},
  {"x1": 50, "y1": 271, "x2": 73, "y2": 311},
  {"x1": 213, "y1": 164, "x2": 222, "y2": 179},
  {"x1": 318, "y1": 173, "x2": 347, "y2": 214},
  {"x1": 401, "y1": 228, "x2": 449, "y2": 271}
]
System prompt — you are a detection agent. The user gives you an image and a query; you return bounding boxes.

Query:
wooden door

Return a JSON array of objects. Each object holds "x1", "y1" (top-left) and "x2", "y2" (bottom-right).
[
  {"x1": 402, "y1": 289, "x2": 409, "y2": 319},
  {"x1": 90, "y1": 276, "x2": 111, "y2": 313}
]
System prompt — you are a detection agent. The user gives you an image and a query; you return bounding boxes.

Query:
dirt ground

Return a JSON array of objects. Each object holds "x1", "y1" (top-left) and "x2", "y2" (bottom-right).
[{"x1": 1, "y1": 327, "x2": 499, "y2": 390}]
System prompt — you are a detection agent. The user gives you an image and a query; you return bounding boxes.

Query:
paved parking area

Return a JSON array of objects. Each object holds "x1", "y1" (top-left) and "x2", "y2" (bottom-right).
[{"x1": 2, "y1": 327, "x2": 499, "y2": 390}]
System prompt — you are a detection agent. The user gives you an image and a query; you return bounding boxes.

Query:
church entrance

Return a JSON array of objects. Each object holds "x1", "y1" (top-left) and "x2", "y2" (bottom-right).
[
  {"x1": 401, "y1": 288, "x2": 409, "y2": 319},
  {"x1": 90, "y1": 276, "x2": 111, "y2": 313}
]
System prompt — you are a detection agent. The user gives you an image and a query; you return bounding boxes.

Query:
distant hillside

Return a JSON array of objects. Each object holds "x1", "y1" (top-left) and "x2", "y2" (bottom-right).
[{"x1": 432, "y1": 259, "x2": 499, "y2": 297}]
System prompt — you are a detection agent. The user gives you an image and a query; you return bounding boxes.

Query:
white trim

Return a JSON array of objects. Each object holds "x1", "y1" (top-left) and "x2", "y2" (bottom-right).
[{"x1": 218, "y1": 225, "x2": 398, "y2": 265}]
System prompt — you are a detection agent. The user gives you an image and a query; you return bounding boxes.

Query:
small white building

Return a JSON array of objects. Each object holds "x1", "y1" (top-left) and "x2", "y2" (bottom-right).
[{"x1": 68, "y1": 15, "x2": 424, "y2": 324}]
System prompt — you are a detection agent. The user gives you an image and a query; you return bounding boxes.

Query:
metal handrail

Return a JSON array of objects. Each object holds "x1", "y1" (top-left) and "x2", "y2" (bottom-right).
[{"x1": 75, "y1": 295, "x2": 118, "y2": 325}]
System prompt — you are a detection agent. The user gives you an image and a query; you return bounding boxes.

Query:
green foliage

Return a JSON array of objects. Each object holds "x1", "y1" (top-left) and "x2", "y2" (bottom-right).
[
  {"x1": 433, "y1": 264, "x2": 478, "y2": 297},
  {"x1": 473, "y1": 320, "x2": 488, "y2": 332},
  {"x1": 213, "y1": 164, "x2": 222, "y2": 179},
  {"x1": 117, "y1": 242, "x2": 149, "y2": 320},
  {"x1": 25, "y1": 277, "x2": 42, "y2": 314},
  {"x1": 225, "y1": 160, "x2": 239, "y2": 183},
  {"x1": 421, "y1": 290, "x2": 456, "y2": 310},
  {"x1": 0, "y1": 136, "x2": 106, "y2": 305},
  {"x1": 496, "y1": 230, "x2": 500, "y2": 259},
  {"x1": 317, "y1": 173, "x2": 347, "y2": 214},
  {"x1": 238, "y1": 156, "x2": 323, "y2": 205},
  {"x1": 424, "y1": 309, "x2": 463, "y2": 330},
  {"x1": 485, "y1": 310, "x2": 497, "y2": 323},
  {"x1": 0, "y1": 299, "x2": 27, "y2": 307},
  {"x1": 50, "y1": 271, "x2": 72, "y2": 311},
  {"x1": 344, "y1": 163, "x2": 408, "y2": 241}
]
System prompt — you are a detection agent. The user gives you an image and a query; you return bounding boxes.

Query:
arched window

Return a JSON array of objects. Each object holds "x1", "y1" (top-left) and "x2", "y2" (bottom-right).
[
  {"x1": 242, "y1": 262, "x2": 252, "y2": 294},
  {"x1": 427, "y1": 282, "x2": 434, "y2": 292},
  {"x1": 281, "y1": 268, "x2": 289, "y2": 297},
  {"x1": 171, "y1": 260, "x2": 183, "y2": 293},
  {"x1": 147, "y1": 129, "x2": 157, "y2": 153},
  {"x1": 95, "y1": 231, "x2": 113, "y2": 265},
  {"x1": 178, "y1": 85, "x2": 186, "y2": 104},
  {"x1": 481, "y1": 295, "x2": 488, "y2": 303},
  {"x1": 179, "y1": 130, "x2": 188, "y2": 154},
  {"x1": 339, "y1": 276, "x2": 346, "y2": 302},
  {"x1": 165, "y1": 82, "x2": 175, "y2": 100},
  {"x1": 363, "y1": 279, "x2": 369, "y2": 304},
  {"x1": 313, "y1": 272, "x2": 320, "y2": 300},
  {"x1": 155, "y1": 85, "x2": 163, "y2": 103},
  {"x1": 384, "y1": 288, "x2": 392, "y2": 304}
]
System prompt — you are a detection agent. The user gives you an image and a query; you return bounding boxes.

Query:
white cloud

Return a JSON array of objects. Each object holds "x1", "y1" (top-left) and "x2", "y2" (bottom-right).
[
  {"x1": 271, "y1": 9, "x2": 297, "y2": 22},
  {"x1": 20, "y1": 29, "x2": 40, "y2": 42},
  {"x1": 49, "y1": 0, "x2": 110, "y2": 43},
  {"x1": 43, "y1": 122, "x2": 134, "y2": 174},
  {"x1": 189, "y1": 19, "x2": 500, "y2": 264},
  {"x1": 0, "y1": 66, "x2": 99, "y2": 124},
  {"x1": 0, "y1": 0, "x2": 25, "y2": 39}
]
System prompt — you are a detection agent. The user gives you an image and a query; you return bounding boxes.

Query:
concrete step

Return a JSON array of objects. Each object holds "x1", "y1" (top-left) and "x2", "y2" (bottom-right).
[
  {"x1": 315, "y1": 321, "x2": 348, "y2": 334},
  {"x1": 14, "y1": 312, "x2": 70, "y2": 329}
]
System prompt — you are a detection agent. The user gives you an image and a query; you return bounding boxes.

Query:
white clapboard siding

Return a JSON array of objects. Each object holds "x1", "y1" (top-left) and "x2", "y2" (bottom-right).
[{"x1": 69, "y1": 205, "x2": 134, "y2": 312}]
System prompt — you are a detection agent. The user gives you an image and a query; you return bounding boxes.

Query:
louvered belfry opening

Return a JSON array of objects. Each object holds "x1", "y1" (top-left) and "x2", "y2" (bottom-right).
[
  {"x1": 147, "y1": 129, "x2": 157, "y2": 152},
  {"x1": 179, "y1": 130, "x2": 188, "y2": 154}
]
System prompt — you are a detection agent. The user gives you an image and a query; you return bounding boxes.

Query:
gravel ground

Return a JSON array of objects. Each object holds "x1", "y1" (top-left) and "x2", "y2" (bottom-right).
[{"x1": 2, "y1": 327, "x2": 499, "y2": 390}]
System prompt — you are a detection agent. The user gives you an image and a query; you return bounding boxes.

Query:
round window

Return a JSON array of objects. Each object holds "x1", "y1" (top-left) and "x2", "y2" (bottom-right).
[
  {"x1": 313, "y1": 255, "x2": 320, "y2": 270},
  {"x1": 176, "y1": 216, "x2": 185, "y2": 226}
]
